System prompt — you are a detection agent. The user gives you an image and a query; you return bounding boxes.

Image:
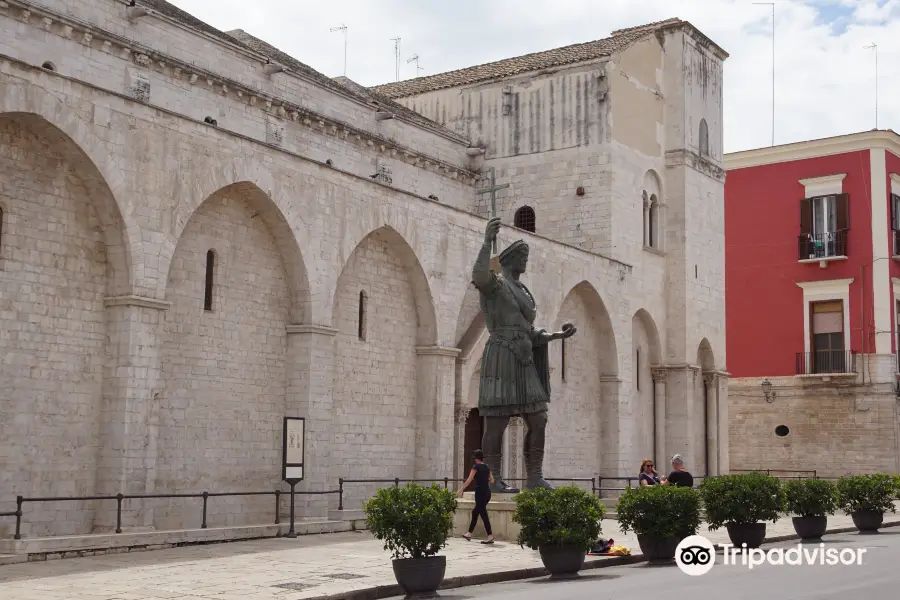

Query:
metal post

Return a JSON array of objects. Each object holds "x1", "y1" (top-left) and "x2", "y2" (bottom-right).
[
  {"x1": 338, "y1": 478, "x2": 344, "y2": 511},
  {"x1": 201, "y1": 492, "x2": 208, "y2": 529},
  {"x1": 274, "y1": 490, "x2": 281, "y2": 525},
  {"x1": 591, "y1": 477, "x2": 597, "y2": 497},
  {"x1": 14, "y1": 496, "x2": 23, "y2": 540},
  {"x1": 443, "y1": 477, "x2": 448, "y2": 489},
  {"x1": 394, "y1": 477, "x2": 400, "y2": 487},
  {"x1": 286, "y1": 481, "x2": 297, "y2": 538},
  {"x1": 115, "y1": 493, "x2": 124, "y2": 533}
]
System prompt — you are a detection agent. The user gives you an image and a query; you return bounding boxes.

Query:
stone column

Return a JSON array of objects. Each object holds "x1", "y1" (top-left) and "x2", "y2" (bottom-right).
[
  {"x1": 415, "y1": 346, "x2": 461, "y2": 479},
  {"x1": 95, "y1": 295, "x2": 170, "y2": 532},
  {"x1": 716, "y1": 372, "x2": 730, "y2": 474},
  {"x1": 651, "y1": 368, "x2": 667, "y2": 471},
  {"x1": 663, "y1": 366, "x2": 697, "y2": 470},
  {"x1": 454, "y1": 405, "x2": 469, "y2": 481},
  {"x1": 703, "y1": 372, "x2": 719, "y2": 476},
  {"x1": 286, "y1": 324, "x2": 338, "y2": 518}
]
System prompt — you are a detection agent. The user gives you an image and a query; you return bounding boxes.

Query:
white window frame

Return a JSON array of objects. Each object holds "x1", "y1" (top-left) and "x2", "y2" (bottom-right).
[
  {"x1": 798, "y1": 173, "x2": 847, "y2": 264},
  {"x1": 796, "y1": 278, "x2": 853, "y2": 357}
]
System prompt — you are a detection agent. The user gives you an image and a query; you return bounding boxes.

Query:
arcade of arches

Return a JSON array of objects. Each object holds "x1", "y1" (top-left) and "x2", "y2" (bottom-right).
[{"x1": 0, "y1": 107, "x2": 726, "y2": 535}]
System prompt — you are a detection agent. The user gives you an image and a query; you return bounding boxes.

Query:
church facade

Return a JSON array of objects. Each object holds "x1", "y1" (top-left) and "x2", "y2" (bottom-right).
[{"x1": 0, "y1": 0, "x2": 728, "y2": 536}]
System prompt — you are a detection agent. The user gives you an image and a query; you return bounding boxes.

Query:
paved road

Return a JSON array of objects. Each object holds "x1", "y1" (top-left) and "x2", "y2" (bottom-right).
[{"x1": 416, "y1": 530, "x2": 900, "y2": 600}]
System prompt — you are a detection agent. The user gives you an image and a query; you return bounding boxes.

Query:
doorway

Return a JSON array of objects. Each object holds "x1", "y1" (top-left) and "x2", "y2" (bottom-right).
[{"x1": 463, "y1": 408, "x2": 483, "y2": 491}]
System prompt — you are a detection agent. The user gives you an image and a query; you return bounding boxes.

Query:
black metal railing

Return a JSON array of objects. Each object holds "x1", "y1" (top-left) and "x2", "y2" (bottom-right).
[
  {"x1": 798, "y1": 230, "x2": 847, "y2": 261},
  {"x1": 796, "y1": 350, "x2": 857, "y2": 375},
  {"x1": 0, "y1": 486, "x2": 341, "y2": 540}
]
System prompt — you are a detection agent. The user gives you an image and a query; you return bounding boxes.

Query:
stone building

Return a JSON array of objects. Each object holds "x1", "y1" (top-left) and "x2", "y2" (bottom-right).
[{"x1": 0, "y1": 0, "x2": 728, "y2": 537}]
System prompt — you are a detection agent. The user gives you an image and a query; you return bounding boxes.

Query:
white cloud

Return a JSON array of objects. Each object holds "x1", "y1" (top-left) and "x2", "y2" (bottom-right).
[{"x1": 167, "y1": 0, "x2": 899, "y2": 153}]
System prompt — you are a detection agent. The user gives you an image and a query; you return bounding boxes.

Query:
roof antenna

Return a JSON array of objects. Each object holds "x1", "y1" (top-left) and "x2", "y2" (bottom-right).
[
  {"x1": 390, "y1": 37, "x2": 401, "y2": 81},
  {"x1": 330, "y1": 25, "x2": 348, "y2": 77},
  {"x1": 407, "y1": 54, "x2": 423, "y2": 77}
]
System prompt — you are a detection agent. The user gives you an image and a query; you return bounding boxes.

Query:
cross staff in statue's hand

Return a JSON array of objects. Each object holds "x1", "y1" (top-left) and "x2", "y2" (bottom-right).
[{"x1": 484, "y1": 216, "x2": 501, "y2": 251}]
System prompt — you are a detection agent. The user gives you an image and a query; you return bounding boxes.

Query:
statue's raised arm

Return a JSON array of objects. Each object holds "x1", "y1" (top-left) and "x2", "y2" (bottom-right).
[{"x1": 471, "y1": 217, "x2": 501, "y2": 289}]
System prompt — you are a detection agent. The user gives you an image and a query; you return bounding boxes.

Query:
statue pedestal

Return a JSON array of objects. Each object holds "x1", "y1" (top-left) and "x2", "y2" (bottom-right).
[{"x1": 453, "y1": 492, "x2": 520, "y2": 542}]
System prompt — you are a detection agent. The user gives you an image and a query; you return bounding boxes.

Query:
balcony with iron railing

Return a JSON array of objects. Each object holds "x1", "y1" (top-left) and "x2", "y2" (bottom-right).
[
  {"x1": 798, "y1": 230, "x2": 847, "y2": 263},
  {"x1": 795, "y1": 350, "x2": 857, "y2": 376}
]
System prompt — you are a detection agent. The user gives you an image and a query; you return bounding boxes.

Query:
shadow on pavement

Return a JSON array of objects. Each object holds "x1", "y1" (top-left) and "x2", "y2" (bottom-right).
[{"x1": 528, "y1": 572, "x2": 622, "y2": 584}]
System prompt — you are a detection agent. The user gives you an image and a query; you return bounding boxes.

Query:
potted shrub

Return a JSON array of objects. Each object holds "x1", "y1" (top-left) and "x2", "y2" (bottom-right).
[
  {"x1": 783, "y1": 478, "x2": 839, "y2": 539},
  {"x1": 837, "y1": 474, "x2": 897, "y2": 532},
  {"x1": 512, "y1": 485, "x2": 605, "y2": 578},
  {"x1": 363, "y1": 483, "x2": 458, "y2": 597},
  {"x1": 699, "y1": 472, "x2": 783, "y2": 549},
  {"x1": 616, "y1": 485, "x2": 701, "y2": 561}
]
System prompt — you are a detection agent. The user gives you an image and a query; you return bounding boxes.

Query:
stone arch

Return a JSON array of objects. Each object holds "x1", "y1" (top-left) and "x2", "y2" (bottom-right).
[
  {"x1": 0, "y1": 108, "x2": 138, "y2": 536},
  {"x1": 632, "y1": 309, "x2": 663, "y2": 463},
  {"x1": 157, "y1": 181, "x2": 298, "y2": 528},
  {"x1": 697, "y1": 337, "x2": 715, "y2": 370},
  {"x1": 166, "y1": 181, "x2": 310, "y2": 324},
  {"x1": 699, "y1": 118, "x2": 709, "y2": 156},
  {"x1": 329, "y1": 225, "x2": 438, "y2": 507},
  {"x1": 331, "y1": 225, "x2": 437, "y2": 346},
  {"x1": 0, "y1": 112, "x2": 134, "y2": 295},
  {"x1": 544, "y1": 280, "x2": 618, "y2": 481}
]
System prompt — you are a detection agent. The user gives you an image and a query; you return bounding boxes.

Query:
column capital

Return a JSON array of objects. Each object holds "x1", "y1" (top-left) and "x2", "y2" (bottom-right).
[
  {"x1": 104, "y1": 295, "x2": 171, "y2": 310},
  {"x1": 651, "y1": 367, "x2": 668, "y2": 382},
  {"x1": 416, "y1": 345, "x2": 461, "y2": 357},
  {"x1": 455, "y1": 405, "x2": 471, "y2": 423},
  {"x1": 286, "y1": 324, "x2": 338, "y2": 336}
]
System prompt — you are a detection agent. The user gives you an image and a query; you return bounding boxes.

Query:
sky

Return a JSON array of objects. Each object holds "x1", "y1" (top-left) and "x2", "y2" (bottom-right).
[{"x1": 167, "y1": 0, "x2": 900, "y2": 154}]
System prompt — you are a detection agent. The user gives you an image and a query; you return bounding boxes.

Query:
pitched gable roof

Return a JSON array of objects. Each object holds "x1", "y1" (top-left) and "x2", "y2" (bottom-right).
[
  {"x1": 370, "y1": 18, "x2": 725, "y2": 99},
  {"x1": 135, "y1": 2, "x2": 464, "y2": 141}
]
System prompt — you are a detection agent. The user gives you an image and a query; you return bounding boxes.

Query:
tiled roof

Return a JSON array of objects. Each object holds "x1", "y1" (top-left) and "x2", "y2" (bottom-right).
[
  {"x1": 138, "y1": 3, "x2": 464, "y2": 140},
  {"x1": 370, "y1": 18, "x2": 714, "y2": 99}
]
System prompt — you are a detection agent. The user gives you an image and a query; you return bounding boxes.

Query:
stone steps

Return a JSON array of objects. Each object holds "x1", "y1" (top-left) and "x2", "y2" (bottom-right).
[
  {"x1": 0, "y1": 554, "x2": 26, "y2": 566},
  {"x1": 0, "y1": 518, "x2": 367, "y2": 562}
]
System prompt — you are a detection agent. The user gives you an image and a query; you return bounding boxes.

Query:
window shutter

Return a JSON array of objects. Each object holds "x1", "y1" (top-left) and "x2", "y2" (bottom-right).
[
  {"x1": 799, "y1": 198, "x2": 812, "y2": 235},
  {"x1": 835, "y1": 193, "x2": 849, "y2": 230},
  {"x1": 892, "y1": 194, "x2": 899, "y2": 231}
]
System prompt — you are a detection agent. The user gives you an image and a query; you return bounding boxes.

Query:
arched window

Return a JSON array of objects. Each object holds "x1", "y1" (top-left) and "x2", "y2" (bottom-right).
[
  {"x1": 699, "y1": 119, "x2": 709, "y2": 156},
  {"x1": 358, "y1": 290, "x2": 367, "y2": 340},
  {"x1": 204, "y1": 250, "x2": 215, "y2": 311},
  {"x1": 514, "y1": 206, "x2": 536, "y2": 233},
  {"x1": 649, "y1": 194, "x2": 658, "y2": 249}
]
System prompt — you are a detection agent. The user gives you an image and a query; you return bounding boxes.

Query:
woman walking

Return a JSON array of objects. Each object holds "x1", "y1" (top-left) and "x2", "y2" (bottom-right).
[{"x1": 457, "y1": 449, "x2": 495, "y2": 544}]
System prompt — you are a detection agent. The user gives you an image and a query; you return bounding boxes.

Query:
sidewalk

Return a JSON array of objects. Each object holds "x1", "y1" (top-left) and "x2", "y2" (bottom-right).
[{"x1": 1, "y1": 510, "x2": 898, "y2": 600}]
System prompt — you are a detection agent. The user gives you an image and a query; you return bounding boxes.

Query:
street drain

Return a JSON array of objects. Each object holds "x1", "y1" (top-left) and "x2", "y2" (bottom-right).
[
  {"x1": 324, "y1": 573, "x2": 366, "y2": 580},
  {"x1": 273, "y1": 582, "x2": 312, "y2": 591}
]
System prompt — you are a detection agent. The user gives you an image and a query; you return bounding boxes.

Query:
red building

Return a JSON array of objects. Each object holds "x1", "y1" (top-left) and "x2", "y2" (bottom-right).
[{"x1": 724, "y1": 130, "x2": 900, "y2": 476}]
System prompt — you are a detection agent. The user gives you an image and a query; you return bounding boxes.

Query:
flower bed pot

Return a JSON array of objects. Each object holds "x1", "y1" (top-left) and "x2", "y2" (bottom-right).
[
  {"x1": 539, "y1": 544, "x2": 586, "y2": 578},
  {"x1": 636, "y1": 534, "x2": 682, "y2": 561},
  {"x1": 726, "y1": 523, "x2": 766, "y2": 548},
  {"x1": 392, "y1": 556, "x2": 446, "y2": 596},
  {"x1": 851, "y1": 510, "x2": 884, "y2": 532},
  {"x1": 791, "y1": 515, "x2": 827, "y2": 540}
]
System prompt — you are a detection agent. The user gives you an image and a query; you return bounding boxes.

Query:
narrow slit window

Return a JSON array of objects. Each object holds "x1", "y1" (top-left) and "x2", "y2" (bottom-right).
[
  {"x1": 0, "y1": 206, "x2": 4, "y2": 257},
  {"x1": 636, "y1": 348, "x2": 640, "y2": 391},
  {"x1": 561, "y1": 336, "x2": 566, "y2": 382},
  {"x1": 358, "y1": 291, "x2": 367, "y2": 340},
  {"x1": 204, "y1": 250, "x2": 215, "y2": 311}
]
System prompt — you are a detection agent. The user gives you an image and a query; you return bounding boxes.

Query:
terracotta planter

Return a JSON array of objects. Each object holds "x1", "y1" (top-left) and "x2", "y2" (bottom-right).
[
  {"x1": 851, "y1": 510, "x2": 883, "y2": 532},
  {"x1": 792, "y1": 516, "x2": 827, "y2": 540},
  {"x1": 636, "y1": 534, "x2": 683, "y2": 561},
  {"x1": 726, "y1": 522, "x2": 766, "y2": 549},
  {"x1": 391, "y1": 555, "x2": 446, "y2": 596},
  {"x1": 538, "y1": 544, "x2": 586, "y2": 578}
]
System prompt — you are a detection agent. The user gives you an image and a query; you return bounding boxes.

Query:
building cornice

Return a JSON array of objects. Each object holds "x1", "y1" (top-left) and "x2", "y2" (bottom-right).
[
  {"x1": 664, "y1": 149, "x2": 725, "y2": 182},
  {"x1": 104, "y1": 295, "x2": 171, "y2": 310},
  {"x1": 416, "y1": 346, "x2": 462, "y2": 357},
  {"x1": 726, "y1": 130, "x2": 900, "y2": 170},
  {"x1": 2, "y1": 0, "x2": 476, "y2": 184},
  {"x1": 285, "y1": 324, "x2": 338, "y2": 336},
  {"x1": 798, "y1": 173, "x2": 846, "y2": 187}
]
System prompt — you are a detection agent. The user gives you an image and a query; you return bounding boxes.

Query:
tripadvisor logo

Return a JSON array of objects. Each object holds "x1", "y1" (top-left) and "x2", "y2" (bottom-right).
[{"x1": 675, "y1": 535, "x2": 866, "y2": 575}]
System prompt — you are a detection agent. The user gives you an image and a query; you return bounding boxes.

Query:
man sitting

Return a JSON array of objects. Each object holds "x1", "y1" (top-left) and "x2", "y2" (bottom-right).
[{"x1": 664, "y1": 454, "x2": 694, "y2": 487}]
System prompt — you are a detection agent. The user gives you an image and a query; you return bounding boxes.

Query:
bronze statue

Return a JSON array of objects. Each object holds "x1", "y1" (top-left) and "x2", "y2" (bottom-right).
[{"x1": 472, "y1": 217, "x2": 576, "y2": 492}]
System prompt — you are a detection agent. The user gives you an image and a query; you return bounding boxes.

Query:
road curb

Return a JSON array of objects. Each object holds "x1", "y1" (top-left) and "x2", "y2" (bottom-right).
[{"x1": 309, "y1": 520, "x2": 900, "y2": 600}]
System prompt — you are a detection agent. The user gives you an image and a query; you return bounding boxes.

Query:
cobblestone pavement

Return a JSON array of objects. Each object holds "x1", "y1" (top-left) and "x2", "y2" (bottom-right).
[{"x1": 1, "y1": 512, "x2": 897, "y2": 600}]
